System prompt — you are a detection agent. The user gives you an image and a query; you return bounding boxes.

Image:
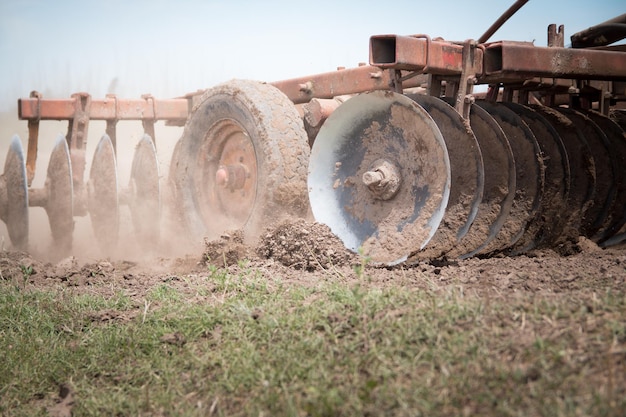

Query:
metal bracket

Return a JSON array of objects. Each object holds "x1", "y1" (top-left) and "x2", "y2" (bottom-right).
[
  {"x1": 141, "y1": 93, "x2": 157, "y2": 146},
  {"x1": 454, "y1": 40, "x2": 478, "y2": 120},
  {"x1": 390, "y1": 70, "x2": 403, "y2": 93},
  {"x1": 548, "y1": 24, "x2": 565, "y2": 47},
  {"x1": 67, "y1": 92, "x2": 91, "y2": 216},
  {"x1": 105, "y1": 94, "x2": 119, "y2": 153},
  {"x1": 25, "y1": 90, "x2": 42, "y2": 187}
]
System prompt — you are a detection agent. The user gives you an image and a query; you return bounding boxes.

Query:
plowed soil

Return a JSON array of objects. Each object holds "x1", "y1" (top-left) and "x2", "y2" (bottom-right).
[{"x1": 2, "y1": 218, "x2": 624, "y2": 301}]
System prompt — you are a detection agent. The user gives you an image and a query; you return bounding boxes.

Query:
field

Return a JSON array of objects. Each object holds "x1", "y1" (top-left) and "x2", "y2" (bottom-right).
[{"x1": 1, "y1": 219, "x2": 625, "y2": 416}]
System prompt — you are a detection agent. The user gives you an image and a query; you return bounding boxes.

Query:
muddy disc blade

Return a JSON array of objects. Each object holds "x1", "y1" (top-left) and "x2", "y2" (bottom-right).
[
  {"x1": 448, "y1": 103, "x2": 516, "y2": 259},
  {"x1": 89, "y1": 134, "x2": 119, "y2": 252},
  {"x1": 502, "y1": 102, "x2": 570, "y2": 252},
  {"x1": 476, "y1": 100, "x2": 544, "y2": 254},
  {"x1": 583, "y1": 110, "x2": 626, "y2": 244},
  {"x1": 1, "y1": 136, "x2": 29, "y2": 250},
  {"x1": 308, "y1": 91, "x2": 451, "y2": 265},
  {"x1": 129, "y1": 134, "x2": 160, "y2": 246},
  {"x1": 556, "y1": 108, "x2": 616, "y2": 238},
  {"x1": 406, "y1": 94, "x2": 484, "y2": 260},
  {"x1": 46, "y1": 134, "x2": 74, "y2": 254},
  {"x1": 532, "y1": 106, "x2": 596, "y2": 234},
  {"x1": 610, "y1": 109, "x2": 626, "y2": 132}
]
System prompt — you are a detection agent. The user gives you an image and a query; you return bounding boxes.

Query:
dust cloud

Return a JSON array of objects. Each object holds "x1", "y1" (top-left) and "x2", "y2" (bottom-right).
[{"x1": 0, "y1": 105, "x2": 197, "y2": 263}]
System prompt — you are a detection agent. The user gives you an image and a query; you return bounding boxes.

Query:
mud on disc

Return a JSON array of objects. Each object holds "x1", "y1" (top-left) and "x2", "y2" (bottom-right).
[
  {"x1": 89, "y1": 134, "x2": 119, "y2": 252},
  {"x1": 308, "y1": 90, "x2": 451, "y2": 265},
  {"x1": 46, "y1": 134, "x2": 74, "y2": 254},
  {"x1": 129, "y1": 134, "x2": 161, "y2": 246},
  {"x1": 1, "y1": 135, "x2": 29, "y2": 250},
  {"x1": 406, "y1": 94, "x2": 484, "y2": 260},
  {"x1": 476, "y1": 100, "x2": 544, "y2": 255},
  {"x1": 447, "y1": 103, "x2": 516, "y2": 259}
]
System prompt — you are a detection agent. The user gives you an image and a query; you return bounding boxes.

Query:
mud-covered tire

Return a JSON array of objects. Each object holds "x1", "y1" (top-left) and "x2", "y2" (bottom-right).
[{"x1": 171, "y1": 79, "x2": 310, "y2": 242}]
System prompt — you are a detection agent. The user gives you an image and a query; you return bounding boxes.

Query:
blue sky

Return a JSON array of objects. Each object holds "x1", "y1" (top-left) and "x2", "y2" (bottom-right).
[{"x1": 0, "y1": 0, "x2": 623, "y2": 111}]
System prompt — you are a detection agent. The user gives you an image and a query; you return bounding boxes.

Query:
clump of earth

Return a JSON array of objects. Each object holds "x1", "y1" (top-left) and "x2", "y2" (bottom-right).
[
  {"x1": 202, "y1": 219, "x2": 356, "y2": 271},
  {"x1": 256, "y1": 219, "x2": 356, "y2": 270},
  {"x1": 203, "y1": 230, "x2": 250, "y2": 267},
  {"x1": 1, "y1": 218, "x2": 625, "y2": 301}
]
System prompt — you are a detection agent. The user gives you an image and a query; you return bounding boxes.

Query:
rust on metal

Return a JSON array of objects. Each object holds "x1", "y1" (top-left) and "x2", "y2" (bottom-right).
[
  {"x1": 66, "y1": 93, "x2": 91, "y2": 215},
  {"x1": 18, "y1": 94, "x2": 189, "y2": 121},
  {"x1": 25, "y1": 91, "x2": 41, "y2": 187},
  {"x1": 478, "y1": 0, "x2": 529, "y2": 44},
  {"x1": 482, "y1": 41, "x2": 626, "y2": 82},
  {"x1": 271, "y1": 65, "x2": 427, "y2": 104},
  {"x1": 570, "y1": 13, "x2": 626, "y2": 48},
  {"x1": 141, "y1": 94, "x2": 157, "y2": 147},
  {"x1": 369, "y1": 35, "x2": 482, "y2": 75}
]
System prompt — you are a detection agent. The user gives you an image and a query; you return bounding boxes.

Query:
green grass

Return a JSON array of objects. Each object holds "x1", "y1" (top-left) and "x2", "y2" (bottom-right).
[{"x1": 0, "y1": 265, "x2": 624, "y2": 416}]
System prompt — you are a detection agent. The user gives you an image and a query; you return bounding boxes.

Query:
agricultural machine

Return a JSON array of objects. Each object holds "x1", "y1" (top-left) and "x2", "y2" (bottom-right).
[{"x1": 2, "y1": 1, "x2": 626, "y2": 265}]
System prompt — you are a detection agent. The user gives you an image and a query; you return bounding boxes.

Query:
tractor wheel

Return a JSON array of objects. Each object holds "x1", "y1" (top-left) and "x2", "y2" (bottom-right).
[{"x1": 171, "y1": 80, "x2": 310, "y2": 242}]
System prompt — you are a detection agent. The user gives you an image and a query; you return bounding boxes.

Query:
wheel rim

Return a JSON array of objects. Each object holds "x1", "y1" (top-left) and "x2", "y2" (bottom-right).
[
  {"x1": 308, "y1": 91, "x2": 451, "y2": 265},
  {"x1": 196, "y1": 119, "x2": 258, "y2": 233}
]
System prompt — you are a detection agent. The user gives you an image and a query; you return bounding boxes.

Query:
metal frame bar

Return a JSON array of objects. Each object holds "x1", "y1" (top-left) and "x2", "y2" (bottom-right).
[
  {"x1": 17, "y1": 38, "x2": 626, "y2": 123},
  {"x1": 18, "y1": 95, "x2": 189, "y2": 121}
]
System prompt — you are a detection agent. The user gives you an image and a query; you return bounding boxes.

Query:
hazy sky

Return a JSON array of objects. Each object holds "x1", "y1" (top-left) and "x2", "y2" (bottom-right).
[{"x1": 0, "y1": 0, "x2": 624, "y2": 111}]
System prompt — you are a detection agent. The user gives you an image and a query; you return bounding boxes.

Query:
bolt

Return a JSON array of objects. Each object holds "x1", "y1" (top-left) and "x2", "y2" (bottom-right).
[
  {"x1": 361, "y1": 159, "x2": 402, "y2": 200},
  {"x1": 298, "y1": 81, "x2": 313, "y2": 94},
  {"x1": 464, "y1": 95, "x2": 475, "y2": 104},
  {"x1": 370, "y1": 71, "x2": 383, "y2": 79},
  {"x1": 216, "y1": 167, "x2": 229, "y2": 187},
  {"x1": 362, "y1": 170, "x2": 385, "y2": 187},
  {"x1": 216, "y1": 164, "x2": 249, "y2": 190}
]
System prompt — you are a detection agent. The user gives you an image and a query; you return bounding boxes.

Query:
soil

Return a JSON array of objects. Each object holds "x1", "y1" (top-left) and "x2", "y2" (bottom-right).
[
  {"x1": 2, "y1": 217, "x2": 624, "y2": 304},
  {"x1": 4, "y1": 217, "x2": 624, "y2": 417}
]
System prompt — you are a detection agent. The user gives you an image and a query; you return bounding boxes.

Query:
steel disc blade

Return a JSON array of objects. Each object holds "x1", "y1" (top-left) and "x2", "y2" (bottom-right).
[
  {"x1": 308, "y1": 91, "x2": 451, "y2": 265},
  {"x1": 89, "y1": 134, "x2": 119, "y2": 252},
  {"x1": 406, "y1": 94, "x2": 484, "y2": 260},
  {"x1": 448, "y1": 103, "x2": 516, "y2": 259},
  {"x1": 129, "y1": 134, "x2": 161, "y2": 246},
  {"x1": 532, "y1": 105, "x2": 596, "y2": 234},
  {"x1": 45, "y1": 134, "x2": 74, "y2": 255},
  {"x1": 583, "y1": 110, "x2": 626, "y2": 243},
  {"x1": 556, "y1": 108, "x2": 616, "y2": 238},
  {"x1": 502, "y1": 102, "x2": 570, "y2": 252},
  {"x1": 610, "y1": 109, "x2": 626, "y2": 132},
  {"x1": 1, "y1": 135, "x2": 29, "y2": 250},
  {"x1": 476, "y1": 100, "x2": 544, "y2": 254}
]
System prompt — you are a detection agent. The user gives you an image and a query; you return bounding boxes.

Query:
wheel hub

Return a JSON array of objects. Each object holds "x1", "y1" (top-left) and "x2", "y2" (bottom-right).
[
  {"x1": 197, "y1": 119, "x2": 258, "y2": 230},
  {"x1": 215, "y1": 163, "x2": 250, "y2": 191},
  {"x1": 361, "y1": 159, "x2": 401, "y2": 200}
]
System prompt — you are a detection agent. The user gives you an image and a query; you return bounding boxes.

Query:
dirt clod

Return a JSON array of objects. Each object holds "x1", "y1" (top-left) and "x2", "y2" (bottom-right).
[
  {"x1": 256, "y1": 219, "x2": 356, "y2": 270},
  {"x1": 203, "y1": 231, "x2": 249, "y2": 267}
]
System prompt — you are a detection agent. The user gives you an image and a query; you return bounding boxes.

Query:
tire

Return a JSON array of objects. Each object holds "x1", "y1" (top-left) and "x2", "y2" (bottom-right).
[{"x1": 171, "y1": 79, "x2": 310, "y2": 242}]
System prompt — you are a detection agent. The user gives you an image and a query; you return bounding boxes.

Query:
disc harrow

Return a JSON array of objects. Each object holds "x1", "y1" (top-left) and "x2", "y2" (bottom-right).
[{"x1": 2, "y1": 2, "x2": 626, "y2": 265}]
